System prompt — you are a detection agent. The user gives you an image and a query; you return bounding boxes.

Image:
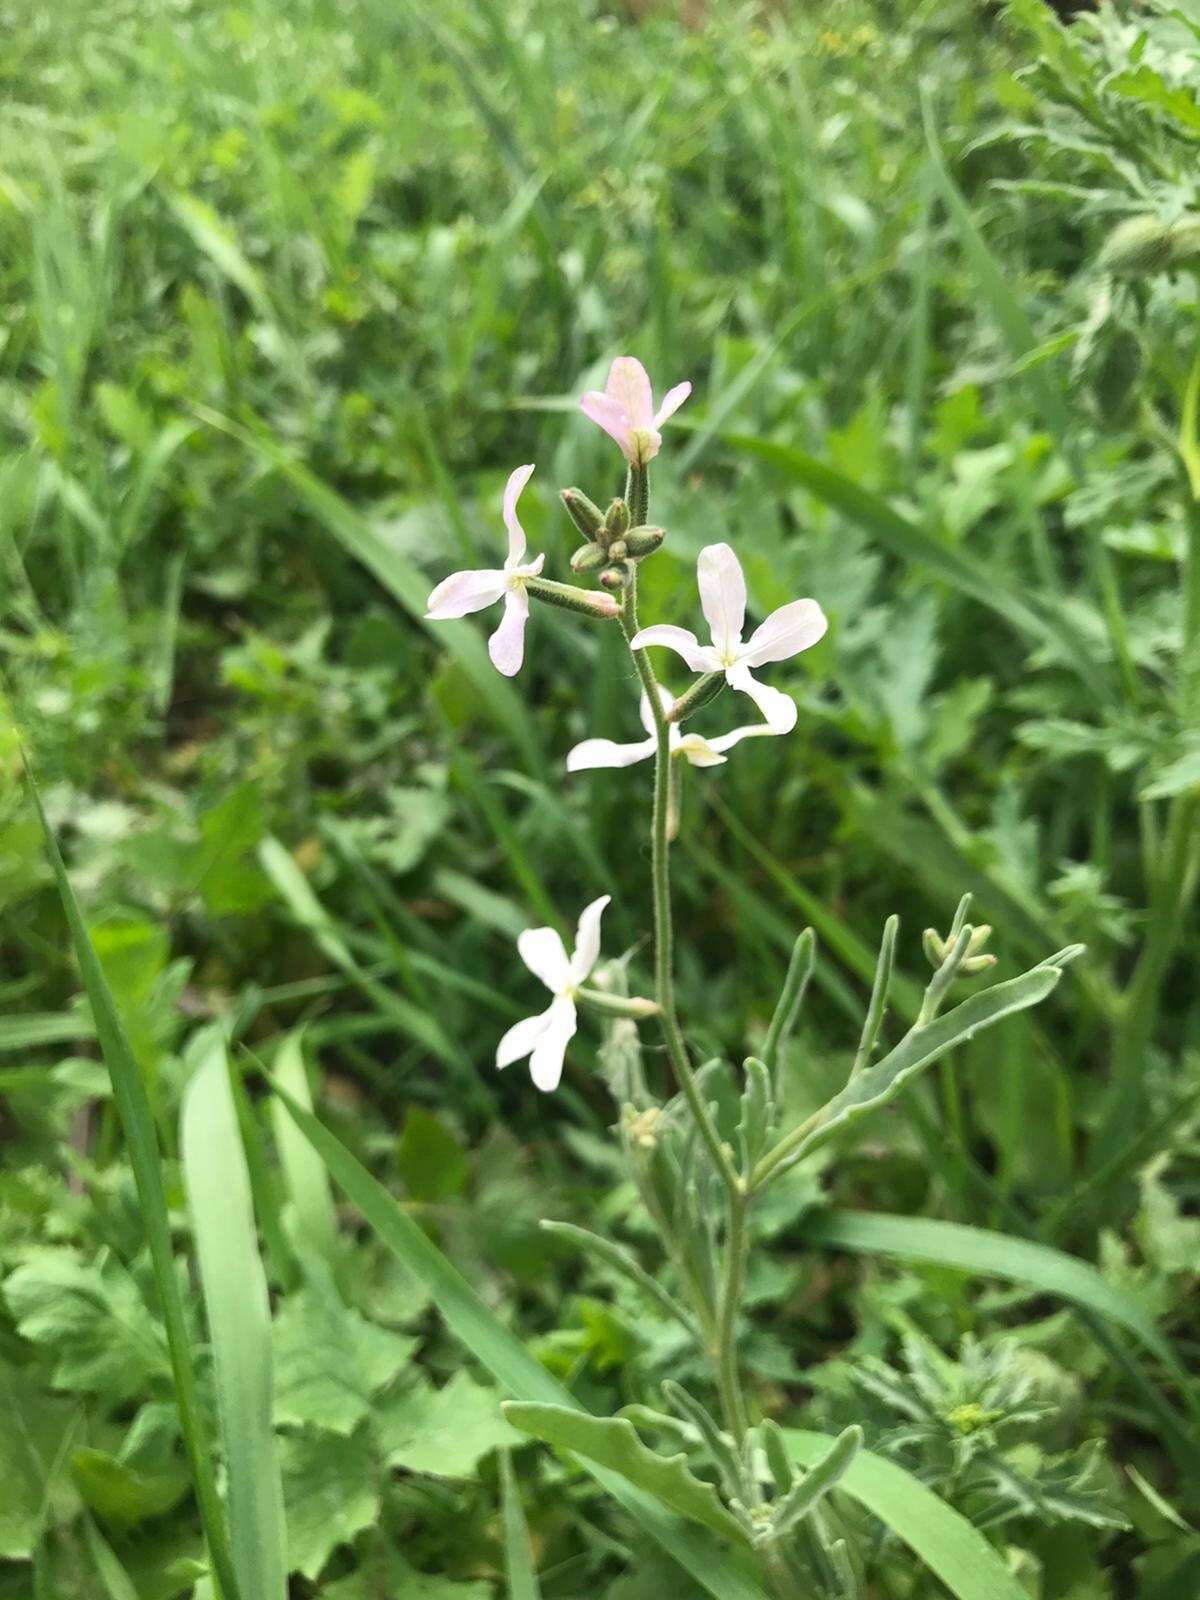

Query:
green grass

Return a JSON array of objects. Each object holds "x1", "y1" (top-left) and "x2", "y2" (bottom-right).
[{"x1": 2, "y1": 0, "x2": 1200, "y2": 1595}]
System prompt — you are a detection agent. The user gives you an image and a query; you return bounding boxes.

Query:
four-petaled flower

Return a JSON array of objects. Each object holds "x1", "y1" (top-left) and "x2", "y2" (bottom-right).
[
  {"x1": 497, "y1": 896, "x2": 610, "y2": 1092},
  {"x1": 566, "y1": 686, "x2": 778, "y2": 772},
  {"x1": 425, "y1": 464, "x2": 544, "y2": 676},
  {"x1": 630, "y1": 543, "x2": 826, "y2": 732},
  {"x1": 579, "y1": 357, "x2": 691, "y2": 467}
]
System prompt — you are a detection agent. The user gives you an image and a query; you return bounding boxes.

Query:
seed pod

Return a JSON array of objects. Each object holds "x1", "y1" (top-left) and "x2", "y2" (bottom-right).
[
  {"x1": 560, "y1": 487, "x2": 605, "y2": 539},
  {"x1": 570, "y1": 540, "x2": 607, "y2": 573}
]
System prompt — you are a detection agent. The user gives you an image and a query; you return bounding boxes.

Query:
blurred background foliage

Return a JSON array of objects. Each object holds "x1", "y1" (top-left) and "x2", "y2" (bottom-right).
[{"x1": 2, "y1": 0, "x2": 1200, "y2": 1595}]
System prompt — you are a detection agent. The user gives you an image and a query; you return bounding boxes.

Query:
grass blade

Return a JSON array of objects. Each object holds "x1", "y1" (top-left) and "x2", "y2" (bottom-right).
[
  {"x1": 265, "y1": 1075, "x2": 771, "y2": 1600},
  {"x1": 25, "y1": 761, "x2": 241, "y2": 1600},
  {"x1": 500, "y1": 1451, "x2": 542, "y2": 1600},
  {"x1": 804, "y1": 1208, "x2": 1174, "y2": 1367},
  {"x1": 181, "y1": 1034, "x2": 288, "y2": 1600},
  {"x1": 270, "y1": 1029, "x2": 339, "y2": 1280},
  {"x1": 785, "y1": 1430, "x2": 1028, "y2": 1600}
]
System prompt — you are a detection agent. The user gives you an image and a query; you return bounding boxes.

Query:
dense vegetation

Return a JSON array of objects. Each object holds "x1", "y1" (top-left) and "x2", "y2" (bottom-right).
[{"x1": 2, "y1": 0, "x2": 1199, "y2": 1595}]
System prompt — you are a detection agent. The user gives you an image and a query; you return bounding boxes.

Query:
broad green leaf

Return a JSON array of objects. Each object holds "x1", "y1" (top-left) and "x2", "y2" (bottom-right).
[
  {"x1": 785, "y1": 1430, "x2": 1029, "y2": 1600},
  {"x1": 500, "y1": 1451, "x2": 542, "y2": 1600},
  {"x1": 27, "y1": 766, "x2": 240, "y2": 1600},
  {"x1": 4, "y1": 1251, "x2": 169, "y2": 1403},
  {"x1": 803, "y1": 1208, "x2": 1175, "y2": 1368},
  {"x1": 378, "y1": 1371, "x2": 518, "y2": 1478},
  {"x1": 70, "y1": 1447, "x2": 188, "y2": 1529},
  {"x1": 0, "y1": 1362, "x2": 75, "y2": 1560},
  {"x1": 774, "y1": 953, "x2": 1079, "y2": 1170},
  {"x1": 397, "y1": 1107, "x2": 469, "y2": 1203},
  {"x1": 181, "y1": 1035, "x2": 287, "y2": 1600},
  {"x1": 267, "y1": 1078, "x2": 771, "y2": 1600},
  {"x1": 278, "y1": 1429, "x2": 378, "y2": 1581},
  {"x1": 322, "y1": 1548, "x2": 492, "y2": 1600},
  {"x1": 272, "y1": 1285, "x2": 415, "y2": 1436},
  {"x1": 501, "y1": 1403, "x2": 746, "y2": 1544}
]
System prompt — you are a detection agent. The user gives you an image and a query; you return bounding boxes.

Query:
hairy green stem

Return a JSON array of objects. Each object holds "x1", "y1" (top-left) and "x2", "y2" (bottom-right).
[
  {"x1": 715, "y1": 1188, "x2": 752, "y2": 1448},
  {"x1": 619, "y1": 574, "x2": 739, "y2": 1196}
]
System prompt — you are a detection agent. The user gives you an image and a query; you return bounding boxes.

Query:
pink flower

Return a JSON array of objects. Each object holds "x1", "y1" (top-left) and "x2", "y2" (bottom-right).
[
  {"x1": 630, "y1": 543, "x2": 826, "y2": 732},
  {"x1": 566, "y1": 686, "x2": 779, "y2": 772},
  {"x1": 579, "y1": 357, "x2": 691, "y2": 467},
  {"x1": 496, "y1": 895, "x2": 611, "y2": 1092},
  {"x1": 425, "y1": 465, "x2": 545, "y2": 676}
]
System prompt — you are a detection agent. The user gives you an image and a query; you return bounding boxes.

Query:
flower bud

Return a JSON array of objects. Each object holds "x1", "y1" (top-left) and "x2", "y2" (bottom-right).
[
  {"x1": 1099, "y1": 215, "x2": 1178, "y2": 278},
  {"x1": 603, "y1": 498, "x2": 631, "y2": 539},
  {"x1": 570, "y1": 540, "x2": 607, "y2": 573},
  {"x1": 560, "y1": 487, "x2": 605, "y2": 539},
  {"x1": 607, "y1": 539, "x2": 628, "y2": 561},
  {"x1": 624, "y1": 525, "x2": 665, "y2": 559},
  {"x1": 599, "y1": 563, "x2": 629, "y2": 592},
  {"x1": 525, "y1": 576, "x2": 620, "y2": 619}
]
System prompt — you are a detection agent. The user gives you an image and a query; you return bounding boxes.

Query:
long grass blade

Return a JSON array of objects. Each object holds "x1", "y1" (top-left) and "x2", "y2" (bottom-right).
[
  {"x1": 25, "y1": 761, "x2": 241, "y2": 1600},
  {"x1": 181, "y1": 1034, "x2": 288, "y2": 1600}
]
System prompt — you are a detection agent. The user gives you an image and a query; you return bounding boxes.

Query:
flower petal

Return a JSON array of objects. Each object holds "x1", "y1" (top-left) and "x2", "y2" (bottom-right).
[
  {"x1": 704, "y1": 719, "x2": 781, "y2": 754},
  {"x1": 488, "y1": 588, "x2": 529, "y2": 676},
  {"x1": 605, "y1": 357, "x2": 654, "y2": 429},
  {"x1": 628, "y1": 624, "x2": 721, "y2": 674},
  {"x1": 502, "y1": 463, "x2": 536, "y2": 566},
  {"x1": 426, "y1": 568, "x2": 507, "y2": 619},
  {"x1": 740, "y1": 598, "x2": 828, "y2": 668},
  {"x1": 496, "y1": 1004, "x2": 556, "y2": 1069},
  {"x1": 725, "y1": 663, "x2": 798, "y2": 733},
  {"x1": 675, "y1": 733, "x2": 728, "y2": 768},
  {"x1": 528, "y1": 996, "x2": 577, "y2": 1092},
  {"x1": 517, "y1": 925, "x2": 572, "y2": 992},
  {"x1": 569, "y1": 894, "x2": 611, "y2": 985},
  {"x1": 579, "y1": 391, "x2": 633, "y2": 458},
  {"x1": 697, "y1": 543, "x2": 746, "y2": 657},
  {"x1": 653, "y1": 380, "x2": 692, "y2": 428},
  {"x1": 566, "y1": 735, "x2": 656, "y2": 771}
]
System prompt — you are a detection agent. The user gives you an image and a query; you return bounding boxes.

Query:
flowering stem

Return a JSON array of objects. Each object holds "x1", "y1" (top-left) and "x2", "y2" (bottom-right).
[
  {"x1": 715, "y1": 1187, "x2": 752, "y2": 1448},
  {"x1": 618, "y1": 572, "x2": 739, "y2": 1198}
]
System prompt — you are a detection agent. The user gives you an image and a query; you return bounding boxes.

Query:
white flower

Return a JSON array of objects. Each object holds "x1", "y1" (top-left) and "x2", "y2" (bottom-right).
[
  {"x1": 629, "y1": 543, "x2": 826, "y2": 732},
  {"x1": 496, "y1": 895, "x2": 611, "y2": 1092},
  {"x1": 425, "y1": 464, "x2": 545, "y2": 676},
  {"x1": 579, "y1": 357, "x2": 691, "y2": 467},
  {"x1": 566, "y1": 686, "x2": 779, "y2": 772}
]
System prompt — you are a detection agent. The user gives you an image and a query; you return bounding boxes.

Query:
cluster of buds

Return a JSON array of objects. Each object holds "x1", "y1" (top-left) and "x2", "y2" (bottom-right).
[
  {"x1": 562, "y1": 487, "x2": 665, "y2": 593},
  {"x1": 922, "y1": 920, "x2": 995, "y2": 977}
]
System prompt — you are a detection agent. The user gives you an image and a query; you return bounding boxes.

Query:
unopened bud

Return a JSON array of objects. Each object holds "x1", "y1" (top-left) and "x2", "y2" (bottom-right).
[
  {"x1": 1099, "y1": 215, "x2": 1177, "y2": 278},
  {"x1": 607, "y1": 539, "x2": 628, "y2": 561},
  {"x1": 922, "y1": 928, "x2": 946, "y2": 968},
  {"x1": 624, "y1": 525, "x2": 665, "y2": 559},
  {"x1": 525, "y1": 576, "x2": 620, "y2": 619},
  {"x1": 599, "y1": 563, "x2": 629, "y2": 592},
  {"x1": 570, "y1": 540, "x2": 606, "y2": 573},
  {"x1": 560, "y1": 487, "x2": 605, "y2": 539},
  {"x1": 603, "y1": 498, "x2": 631, "y2": 539}
]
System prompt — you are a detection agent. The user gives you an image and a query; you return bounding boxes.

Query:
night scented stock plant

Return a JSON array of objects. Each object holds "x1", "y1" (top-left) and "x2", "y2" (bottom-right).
[{"x1": 425, "y1": 359, "x2": 1084, "y2": 1597}]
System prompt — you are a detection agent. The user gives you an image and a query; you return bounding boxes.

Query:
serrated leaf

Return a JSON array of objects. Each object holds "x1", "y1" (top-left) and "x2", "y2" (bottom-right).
[
  {"x1": 278, "y1": 1429, "x2": 378, "y2": 1580},
  {"x1": 272, "y1": 1285, "x2": 415, "y2": 1436},
  {"x1": 4, "y1": 1250, "x2": 170, "y2": 1404},
  {"x1": 377, "y1": 1371, "x2": 518, "y2": 1477},
  {"x1": 502, "y1": 1403, "x2": 746, "y2": 1544}
]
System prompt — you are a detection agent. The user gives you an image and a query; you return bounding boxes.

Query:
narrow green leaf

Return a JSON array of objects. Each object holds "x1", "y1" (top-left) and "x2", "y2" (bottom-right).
[
  {"x1": 182, "y1": 1036, "x2": 287, "y2": 1600},
  {"x1": 266, "y1": 1077, "x2": 771, "y2": 1600},
  {"x1": 785, "y1": 1431, "x2": 1029, "y2": 1600},
  {"x1": 501, "y1": 1403, "x2": 747, "y2": 1544},
  {"x1": 270, "y1": 1030, "x2": 339, "y2": 1279},
  {"x1": 767, "y1": 1425, "x2": 860, "y2": 1540},
  {"x1": 803, "y1": 1208, "x2": 1174, "y2": 1368},
  {"x1": 776, "y1": 955, "x2": 1078, "y2": 1171},
  {"x1": 26, "y1": 762, "x2": 241, "y2": 1600},
  {"x1": 499, "y1": 1451, "x2": 542, "y2": 1600}
]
